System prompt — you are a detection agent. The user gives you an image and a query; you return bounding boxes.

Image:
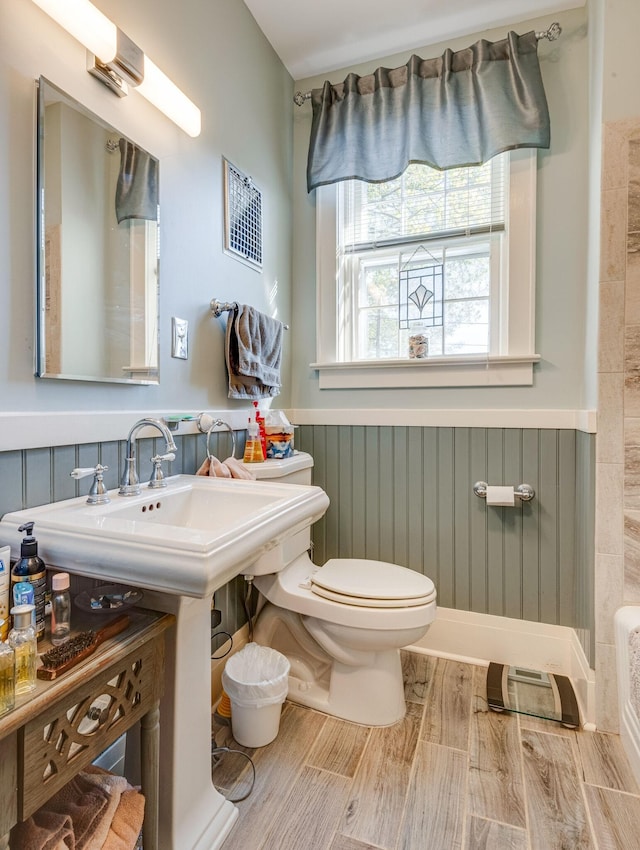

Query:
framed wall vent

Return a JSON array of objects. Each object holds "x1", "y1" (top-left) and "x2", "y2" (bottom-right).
[{"x1": 223, "y1": 157, "x2": 263, "y2": 271}]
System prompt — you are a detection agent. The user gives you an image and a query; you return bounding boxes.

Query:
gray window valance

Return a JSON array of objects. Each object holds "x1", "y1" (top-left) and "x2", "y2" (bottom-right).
[{"x1": 306, "y1": 30, "x2": 550, "y2": 193}]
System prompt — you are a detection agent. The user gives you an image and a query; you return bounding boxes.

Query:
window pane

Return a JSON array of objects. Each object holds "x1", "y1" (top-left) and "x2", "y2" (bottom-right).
[
  {"x1": 405, "y1": 194, "x2": 445, "y2": 234},
  {"x1": 344, "y1": 156, "x2": 505, "y2": 248},
  {"x1": 341, "y1": 156, "x2": 509, "y2": 362},
  {"x1": 445, "y1": 254, "x2": 490, "y2": 299},
  {"x1": 358, "y1": 307, "x2": 399, "y2": 359},
  {"x1": 353, "y1": 247, "x2": 492, "y2": 358},
  {"x1": 444, "y1": 299, "x2": 489, "y2": 354},
  {"x1": 359, "y1": 262, "x2": 397, "y2": 307},
  {"x1": 405, "y1": 168, "x2": 444, "y2": 195},
  {"x1": 416, "y1": 325, "x2": 444, "y2": 357}
]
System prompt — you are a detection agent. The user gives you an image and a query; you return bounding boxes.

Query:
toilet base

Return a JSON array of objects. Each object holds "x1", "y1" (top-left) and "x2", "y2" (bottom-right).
[
  {"x1": 253, "y1": 603, "x2": 408, "y2": 726},
  {"x1": 288, "y1": 652, "x2": 407, "y2": 726}
]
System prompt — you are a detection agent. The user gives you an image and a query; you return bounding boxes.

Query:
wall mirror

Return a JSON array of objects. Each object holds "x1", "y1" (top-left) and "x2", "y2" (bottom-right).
[{"x1": 36, "y1": 77, "x2": 160, "y2": 384}]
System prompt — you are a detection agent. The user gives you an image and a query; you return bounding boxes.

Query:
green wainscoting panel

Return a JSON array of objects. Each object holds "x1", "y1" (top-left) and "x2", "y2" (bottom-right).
[
  {"x1": 0, "y1": 431, "x2": 246, "y2": 639},
  {"x1": 298, "y1": 424, "x2": 595, "y2": 663},
  {"x1": 0, "y1": 424, "x2": 595, "y2": 665}
]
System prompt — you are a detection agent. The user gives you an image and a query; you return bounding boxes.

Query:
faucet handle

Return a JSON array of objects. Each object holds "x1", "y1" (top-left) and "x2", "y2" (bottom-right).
[
  {"x1": 148, "y1": 453, "x2": 175, "y2": 489},
  {"x1": 154, "y1": 452, "x2": 176, "y2": 463},
  {"x1": 71, "y1": 465, "x2": 105, "y2": 479},
  {"x1": 71, "y1": 465, "x2": 110, "y2": 505}
]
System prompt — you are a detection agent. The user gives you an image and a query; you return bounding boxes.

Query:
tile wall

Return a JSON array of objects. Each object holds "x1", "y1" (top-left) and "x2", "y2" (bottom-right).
[{"x1": 597, "y1": 118, "x2": 640, "y2": 731}]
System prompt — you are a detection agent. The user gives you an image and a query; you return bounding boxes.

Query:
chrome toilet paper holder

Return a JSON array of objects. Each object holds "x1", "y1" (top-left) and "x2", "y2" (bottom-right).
[{"x1": 473, "y1": 481, "x2": 535, "y2": 502}]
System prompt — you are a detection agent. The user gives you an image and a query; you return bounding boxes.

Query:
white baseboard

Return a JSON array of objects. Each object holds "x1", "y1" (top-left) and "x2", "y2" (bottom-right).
[
  {"x1": 407, "y1": 606, "x2": 596, "y2": 727},
  {"x1": 214, "y1": 610, "x2": 596, "y2": 727}
]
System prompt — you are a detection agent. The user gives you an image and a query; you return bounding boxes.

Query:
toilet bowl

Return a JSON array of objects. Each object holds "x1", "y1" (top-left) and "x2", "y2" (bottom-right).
[{"x1": 247, "y1": 452, "x2": 437, "y2": 726}]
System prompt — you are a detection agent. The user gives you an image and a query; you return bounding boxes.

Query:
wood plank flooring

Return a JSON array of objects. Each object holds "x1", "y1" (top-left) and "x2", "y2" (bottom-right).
[{"x1": 211, "y1": 652, "x2": 640, "y2": 850}]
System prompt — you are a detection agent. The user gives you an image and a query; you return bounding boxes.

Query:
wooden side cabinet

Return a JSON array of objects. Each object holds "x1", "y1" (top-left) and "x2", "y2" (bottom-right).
[{"x1": 0, "y1": 610, "x2": 173, "y2": 850}]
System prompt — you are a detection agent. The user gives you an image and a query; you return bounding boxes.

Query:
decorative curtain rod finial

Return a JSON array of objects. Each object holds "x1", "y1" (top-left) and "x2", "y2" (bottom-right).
[{"x1": 535, "y1": 22, "x2": 562, "y2": 41}]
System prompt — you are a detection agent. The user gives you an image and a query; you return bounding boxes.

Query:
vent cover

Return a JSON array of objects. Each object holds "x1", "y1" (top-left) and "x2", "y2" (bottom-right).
[{"x1": 223, "y1": 157, "x2": 263, "y2": 270}]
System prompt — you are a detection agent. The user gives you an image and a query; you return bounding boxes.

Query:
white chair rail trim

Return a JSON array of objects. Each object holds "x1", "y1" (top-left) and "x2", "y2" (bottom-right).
[{"x1": 0, "y1": 407, "x2": 597, "y2": 452}]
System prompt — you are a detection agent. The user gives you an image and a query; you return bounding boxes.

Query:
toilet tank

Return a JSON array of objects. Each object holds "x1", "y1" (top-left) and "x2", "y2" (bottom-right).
[
  {"x1": 240, "y1": 451, "x2": 313, "y2": 485},
  {"x1": 241, "y1": 452, "x2": 315, "y2": 576}
]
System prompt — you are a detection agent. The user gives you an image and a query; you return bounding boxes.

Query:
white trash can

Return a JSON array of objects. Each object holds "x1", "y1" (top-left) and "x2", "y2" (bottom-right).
[{"x1": 222, "y1": 643, "x2": 290, "y2": 747}]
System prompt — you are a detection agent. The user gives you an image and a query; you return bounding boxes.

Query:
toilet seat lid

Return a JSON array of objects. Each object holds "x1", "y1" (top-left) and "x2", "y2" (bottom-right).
[{"x1": 310, "y1": 559, "x2": 436, "y2": 608}]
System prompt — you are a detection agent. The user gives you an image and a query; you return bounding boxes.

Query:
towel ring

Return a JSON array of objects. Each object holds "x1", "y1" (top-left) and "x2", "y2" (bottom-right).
[{"x1": 197, "y1": 413, "x2": 237, "y2": 460}]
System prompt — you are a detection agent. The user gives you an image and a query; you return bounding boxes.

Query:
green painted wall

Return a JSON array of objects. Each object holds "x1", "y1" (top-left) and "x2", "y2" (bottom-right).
[
  {"x1": 0, "y1": 424, "x2": 595, "y2": 662},
  {"x1": 298, "y1": 424, "x2": 595, "y2": 661},
  {"x1": 290, "y1": 7, "x2": 591, "y2": 412}
]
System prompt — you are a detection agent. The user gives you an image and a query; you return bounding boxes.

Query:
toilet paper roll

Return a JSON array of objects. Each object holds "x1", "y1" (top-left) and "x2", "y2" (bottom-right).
[{"x1": 485, "y1": 485, "x2": 515, "y2": 506}]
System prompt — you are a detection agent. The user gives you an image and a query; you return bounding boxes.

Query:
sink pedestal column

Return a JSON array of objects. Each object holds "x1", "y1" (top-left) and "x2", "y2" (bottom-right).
[{"x1": 143, "y1": 591, "x2": 238, "y2": 850}]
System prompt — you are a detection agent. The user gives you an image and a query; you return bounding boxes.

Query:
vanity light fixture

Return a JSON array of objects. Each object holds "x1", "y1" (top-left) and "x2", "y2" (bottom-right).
[{"x1": 31, "y1": 0, "x2": 201, "y2": 137}]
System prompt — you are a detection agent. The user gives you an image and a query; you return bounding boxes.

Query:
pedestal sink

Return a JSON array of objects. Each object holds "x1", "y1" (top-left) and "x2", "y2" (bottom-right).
[{"x1": 0, "y1": 475, "x2": 330, "y2": 850}]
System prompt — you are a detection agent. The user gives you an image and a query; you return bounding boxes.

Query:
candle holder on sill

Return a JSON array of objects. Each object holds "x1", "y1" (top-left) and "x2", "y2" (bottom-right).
[{"x1": 408, "y1": 329, "x2": 429, "y2": 359}]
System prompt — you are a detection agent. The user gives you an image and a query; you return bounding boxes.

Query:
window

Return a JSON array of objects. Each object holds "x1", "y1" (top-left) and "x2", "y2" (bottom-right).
[{"x1": 314, "y1": 150, "x2": 539, "y2": 388}]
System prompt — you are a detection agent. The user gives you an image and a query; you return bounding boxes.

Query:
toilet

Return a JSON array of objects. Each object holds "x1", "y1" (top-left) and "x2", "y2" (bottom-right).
[{"x1": 246, "y1": 452, "x2": 437, "y2": 726}]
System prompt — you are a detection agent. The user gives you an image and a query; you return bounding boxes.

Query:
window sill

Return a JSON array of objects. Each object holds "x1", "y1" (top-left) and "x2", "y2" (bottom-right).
[{"x1": 310, "y1": 354, "x2": 541, "y2": 389}]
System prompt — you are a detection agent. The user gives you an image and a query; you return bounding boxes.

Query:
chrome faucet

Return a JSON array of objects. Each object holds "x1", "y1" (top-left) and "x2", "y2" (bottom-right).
[{"x1": 119, "y1": 418, "x2": 178, "y2": 496}]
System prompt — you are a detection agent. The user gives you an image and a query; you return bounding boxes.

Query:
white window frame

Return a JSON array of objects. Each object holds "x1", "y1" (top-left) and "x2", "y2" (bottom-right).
[{"x1": 313, "y1": 149, "x2": 540, "y2": 389}]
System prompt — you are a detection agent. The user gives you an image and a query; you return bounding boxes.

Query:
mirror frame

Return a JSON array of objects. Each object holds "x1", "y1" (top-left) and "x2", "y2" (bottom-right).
[{"x1": 35, "y1": 77, "x2": 161, "y2": 385}]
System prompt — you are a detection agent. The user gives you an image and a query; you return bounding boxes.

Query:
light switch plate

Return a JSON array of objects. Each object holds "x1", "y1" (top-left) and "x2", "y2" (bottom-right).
[{"x1": 172, "y1": 317, "x2": 188, "y2": 359}]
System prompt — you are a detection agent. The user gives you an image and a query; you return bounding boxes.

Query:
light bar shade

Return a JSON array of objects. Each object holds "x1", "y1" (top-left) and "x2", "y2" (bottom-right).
[
  {"x1": 31, "y1": 0, "x2": 201, "y2": 137},
  {"x1": 32, "y1": 0, "x2": 117, "y2": 65},
  {"x1": 138, "y1": 57, "x2": 201, "y2": 138}
]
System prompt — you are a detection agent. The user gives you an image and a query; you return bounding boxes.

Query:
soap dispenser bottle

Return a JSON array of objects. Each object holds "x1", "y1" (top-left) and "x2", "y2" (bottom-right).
[
  {"x1": 243, "y1": 418, "x2": 264, "y2": 463},
  {"x1": 11, "y1": 522, "x2": 46, "y2": 641}
]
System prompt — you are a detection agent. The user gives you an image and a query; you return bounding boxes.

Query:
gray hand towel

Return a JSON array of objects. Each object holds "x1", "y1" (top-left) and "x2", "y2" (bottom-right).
[
  {"x1": 115, "y1": 138, "x2": 158, "y2": 224},
  {"x1": 224, "y1": 303, "x2": 283, "y2": 399}
]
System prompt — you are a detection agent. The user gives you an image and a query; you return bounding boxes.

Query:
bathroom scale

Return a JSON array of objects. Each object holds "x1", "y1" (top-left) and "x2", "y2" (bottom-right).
[{"x1": 486, "y1": 662, "x2": 580, "y2": 729}]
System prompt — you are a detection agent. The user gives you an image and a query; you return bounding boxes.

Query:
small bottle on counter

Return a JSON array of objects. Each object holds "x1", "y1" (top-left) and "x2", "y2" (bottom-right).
[
  {"x1": 252, "y1": 401, "x2": 267, "y2": 459},
  {"x1": 9, "y1": 604, "x2": 37, "y2": 694},
  {"x1": 11, "y1": 522, "x2": 46, "y2": 641},
  {"x1": 50, "y1": 572, "x2": 71, "y2": 646},
  {"x1": 0, "y1": 624, "x2": 15, "y2": 716},
  {"x1": 13, "y1": 581, "x2": 35, "y2": 629},
  {"x1": 0, "y1": 547, "x2": 10, "y2": 642}
]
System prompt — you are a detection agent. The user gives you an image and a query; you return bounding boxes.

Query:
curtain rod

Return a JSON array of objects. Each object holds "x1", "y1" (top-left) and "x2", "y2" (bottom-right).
[{"x1": 293, "y1": 22, "x2": 562, "y2": 106}]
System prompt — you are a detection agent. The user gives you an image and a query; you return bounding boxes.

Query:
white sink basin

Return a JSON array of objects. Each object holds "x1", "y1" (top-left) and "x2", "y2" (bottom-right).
[{"x1": 0, "y1": 475, "x2": 330, "y2": 597}]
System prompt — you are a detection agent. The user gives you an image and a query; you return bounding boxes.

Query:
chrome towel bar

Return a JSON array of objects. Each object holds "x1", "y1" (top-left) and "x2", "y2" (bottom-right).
[{"x1": 210, "y1": 299, "x2": 289, "y2": 329}]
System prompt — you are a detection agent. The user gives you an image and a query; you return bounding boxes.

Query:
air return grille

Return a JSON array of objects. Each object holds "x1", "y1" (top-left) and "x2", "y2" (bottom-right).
[{"x1": 223, "y1": 157, "x2": 263, "y2": 270}]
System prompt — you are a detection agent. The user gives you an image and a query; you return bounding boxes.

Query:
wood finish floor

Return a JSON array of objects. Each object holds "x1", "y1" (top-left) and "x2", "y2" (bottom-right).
[{"x1": 211, "y1": 653, "x2": 640, "y2": 850}]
